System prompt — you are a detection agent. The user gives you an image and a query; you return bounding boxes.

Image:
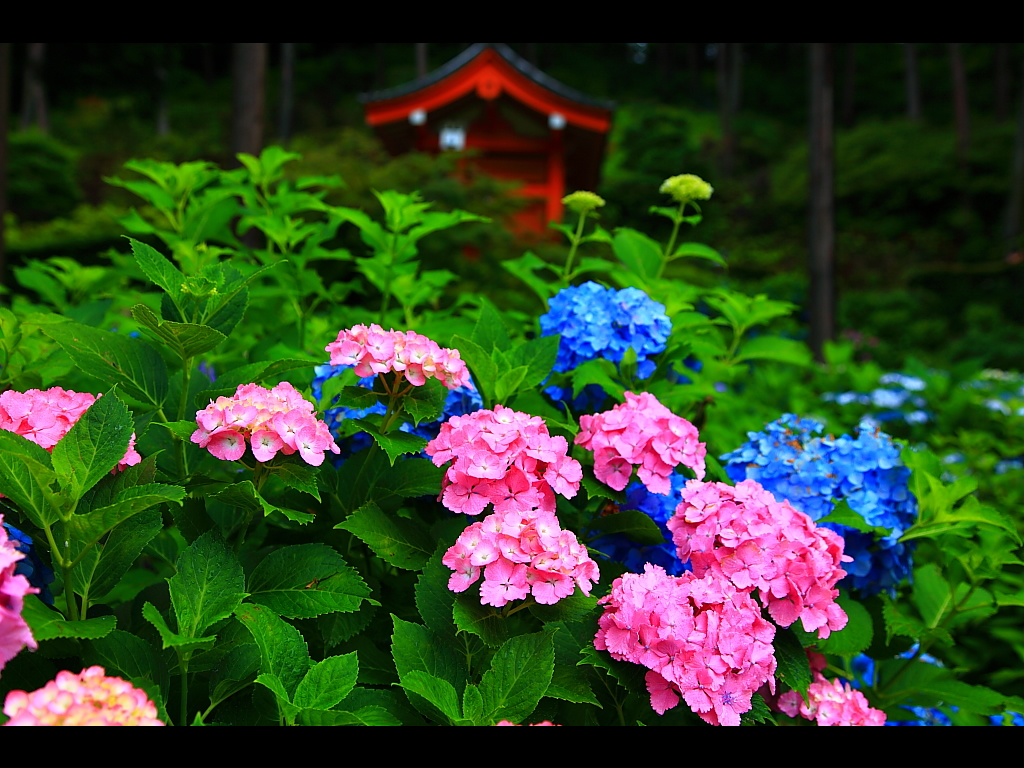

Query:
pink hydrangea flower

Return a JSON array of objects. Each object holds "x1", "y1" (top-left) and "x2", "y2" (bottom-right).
[
  {"x1": 595, "y1": 564, "x2": 776, "y2": 726},
  {"x1": 326, "y1": 324, "x2": 470, "y2": 390},
  {"x1": 778, "y1": 672, "x2": 886, "y2": 726},
  {"x1": 494, "y1": 720, "x2": 560, "y2": 725},
  {"x1": 1, "y1": 516, "x2": 38, "y2": 673},
  {"x1": 3, "y1": 665, "x2": 164, "y2": 726},
  {"x1": 427, "y1": 405, "x2": 582, "y2": 516},
  {"x1": 668, "y1": 479, "x2": 851, "y2": 639},
  {"x1": 0, "y1": 387, "x2": 141, "y2": 472},
  {"x1": 444, "y1": 508, "x2": 599, "y2": 607},
  {"x1": 575, "y1": 392, "x2": 706, "y2": 494},
  {"x1": 192, "y1": 382, "x2": 340, "y2": 467}
]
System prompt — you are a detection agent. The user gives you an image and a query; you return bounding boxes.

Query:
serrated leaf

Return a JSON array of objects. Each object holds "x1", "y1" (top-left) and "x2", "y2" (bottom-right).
[
  {"x1": 142, "y1": 601, "x2": 216, "y2": 652},
  {"x1": 773, "y1": 627, "x2": 812, "y2": 696},
  {"x1": 500, "y1": 251, "x2": 559, "y2": 305},
  {"x1": 128, "y1": 237, "x2": 184, "y2": 305},
  {"x1": 293, "y1": 652, "x2": 359, "y2": 710},
  {"x1": 405, "y1": 378, "x2": 447, "y2": 426},
  {"x1": 335, "y1": 385, "x2": 381, "y2": 410},
  {"x1": 169, "y1": 532, "x2": 247, "y2": 639},
  {"x1": 386, "y1": 458, "x2": 445, "y2": 499},
  {"x1": 21, "y1": 595, "x2": 116, "y2": 641},
  {"x1": 391, "y1": 615, "x2": 468, "y2": 722},
  {"x1": 0, "y1": 430, "x2": 60, "y2": 527},
  {"x1": 336, "y1": 502, "x2": 434, "y2": 570},
  {"x1": 353, "y1": 419, "x2": 427, "y2": 465},
  {"x1": 298, "y1": 705, "x2": 399, "y2": 726},
  {"x1": 912, "y1": 563, "x2": 952, "y2": 628},
  {"x1": 213, "y1": 480, "x2": 314, "y2": 525},
  {"x1": 471, "y1": 301, "x2": 511, "y2": 352},
  {"x1": 450, "y1": 335, "x2": 498, "y2": 406},
  {"x1": 274, "y1": 461, "x2": 321, "y2": 502},
  {"x1": 68, "y1": 483, "x2": 185, "y2": 544},
  {"x1": 154, "y1": 420, "x2": 201, "y2": 442},
  {"x1": 90, "y1": 508, "x2": 163, "y2": 602},
  {"x1": 416, "y1": 546, "x2": 460, "y2": 643},
  {"x1": 131, "y1": 304, "x2": 227, "y2": 359},
  {"x1": 235, "y1": 603, "x2": 310, "y2": 699},
  {"x1": 495, "y1": 365, "x2": 529, "y2": 403},
  {"x1": 85, "y1": 629, "x2": 169, "y2": 702},
  {"x1": 38, "y1": 321, "x2": 168, "y2": 408},
  {"x1": 587, "y1": 509, "x2": 666, "y2": 546},
  {"x1": 463, "y1": 684, "x2": 484, "y2": 723},
  {"x1": 741, "y1": 693, "x2": 776, "y2": 725},
  {"x1": 528, "y1": 592, "x2": 599, "y2": 624},
  {"x1": 544, "y1": 620, "x2": 600, "y2": 706},
  {"x1": 247, "y1": 543, "x2": 371, "y2": 618},
  {"x1": 817, "y1": 498, "x2": 891, "y2": 534},
  {"x1": 396, "y1": 670, "x2": 462, "y2": 723},
  {"x1": 813, "y1": 593, "x2": 874, "y2": 656},
  {"x1": 51, "y1": 389, "x2": 132, "y2": 502},
  {"x1": 255, "y1": 672, "x2": 300, "y2": 720},
  {"x1": 479, "y1": 629, "x2": 555, "y2": 724},
  {"x1": 209, "y1": 643, "x2": 261, "y2": 706},
  {"x1": 452, "y1": 593, "x2": 510, "y2": 648},
  {"x1": 880, "y1": 593, "x2": 927, "y2": 644},
  {"x1": 571, "y1": 358, "x2": 625, "y2": 401}
]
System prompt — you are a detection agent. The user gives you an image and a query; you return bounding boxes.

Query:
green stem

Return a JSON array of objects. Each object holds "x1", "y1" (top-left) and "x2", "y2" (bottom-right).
[
  {"x1": 561, "y1": 212, "x2": 588, "y2": 286},
  {"x1": 178, "y1": 651, "x2": 190, "y2": 726}
]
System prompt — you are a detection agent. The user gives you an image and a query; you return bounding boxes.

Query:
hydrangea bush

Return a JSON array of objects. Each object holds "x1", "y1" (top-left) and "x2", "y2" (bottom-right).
[{"x1": 0, "y1": 152, "x2": 1020, "y2": 726}]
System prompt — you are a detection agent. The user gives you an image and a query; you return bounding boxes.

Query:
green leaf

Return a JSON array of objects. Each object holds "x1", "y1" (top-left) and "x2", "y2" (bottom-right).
[
  {"x1": 813, "y1": 593, "x2": 874, "y2": 656},
  {"x1": 451, "y1": 335, "x2": 498, "y2": 405},
  {"x1": 335, "y1": 385, "x2": 381, "y2": 410},
  {"x1": 208, "y1": 643, "x2": 261, "y2": 706},
  {"x1": 255, "y1": 672, "x2": 300, "y2": 721},
  {"x1": 298, "y1": 705, "x2": 400, "y2": 726},
  {"x1": 21, "y1": 595, "x2": 116, "y2": 641},
  {"x1": 127, "y1": 237, "x2": 184, "y2": 305},
  {"x1": 495, "y1": 365, "x2": 529, "y2": 403},
  {"x1": 89, "y1": 508, "x2": 164, "y2": 602},
  {"x1": 353, "y1": 419, "x2": 428, "y2": 466},
  {"x1": 396, "y1": 671, "x2": 462, "y2": 723},
  {"x1": 452, "y1": 593, "x2": 511, "y2": 648},
  {"x1": 335, "y1": 502, "x2": 434, "y2": 571},
  {"x1": 612, "y1": 227, "x2": 662, "y2": 283},
  {"x1": 274, "y1": 461, "x2": 321, "y2": 502},
  {"x1": 50, "y1": 389, "x2": 133, "y2": 502},
  {"x1": 391, "y1": 615, "x2": 468, "y2": 722},
  {"x1": 817, "y1": 499, "x2": 892, "y2": 534},
  {"x1": 528, "y1": 592, "x2": 599, "y2": 625},
  {"x1": 734, "y1": 336, "x2": 812, "y2": 366},
  {"x1": 572, "y1": 358, "x2": 625, "y2": 401},
  {"x1": 880, "y1": 593, "x2": 928, "y2": 644},
  {"x1": 0, "y1": 429, "x2": 60, "y2": 527},
  {"x1": 385, "y1": 458, "x2": 445, "y2": 499},
  {"x1": 38, "y1": 320, "x2": 168, "y2": 408},
  {"x1": 479, "y1": 629, "x2": 555, "y2": 724},
  {"x1": 169, "y1": 532, "x2": 247, "y2": 639},
  {"x1": 68, "y1": 483, "x2": 185, "y2": 544},
  {"x1": 212, "y1": 480, "x2": 314, "y2": 525},
  {"x1": 544, "y1": 620, "x2": 600, "y2": 706},
  {"x1": 670, "y1": 241, "x2": 727, "y2": 267},
  {"x1": 471, "y1": 301, "x2": 511, "y2": 352},
  {"x1": 587, "y1": 509, "x2": 666, "y2": 546},
  {"x1": 142, "y1": 601, "x2": 216, "y2": 652},
  {"x1": 500, "y1": 251, "x2": 559, "y2": 305},
  {"x1": 293, "y1": 652, "x2": 359, "y2": 710},
  {"x1": 85, "y1": 629, "x2": 169, "y2": 702},
  {"x1": 415, "y1": 546, "x2": 460, "y2": 643},
  {"x1": 247, "y1": 543, "x2": 372, "y2": 618},
  {"x1": 463, "y1": 683, "x2": 484, "y2": 724},
  {"x1": 154, "y1": 420, "x2": 201, "y2": 442},
  {"x1": 911, "y1": 563, "x2": 952, "y2": 629},
  {"x1": 506, "y1": 335, "x2": 560, "y2": 391},
  {"x1": 405, "y1": 378, "x2": 448, "y2": 426},
  {"x1": 773, "y1": 627, "x2": 812, "y2": 696},
  {"x1": 131, "y1": 304, "x2": 227, "y2": 360},
  {"x1": 235, "y1": 603, "x2": 310, "y2": 700}
]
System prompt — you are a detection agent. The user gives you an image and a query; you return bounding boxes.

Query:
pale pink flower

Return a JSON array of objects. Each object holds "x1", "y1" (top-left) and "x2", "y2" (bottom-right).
[
  {"x1": 1, "y1": 517, "x2": 38, "y2": 673},
  {"x1": 326, "y1": 325, "x2": 469, "y2": 390}
]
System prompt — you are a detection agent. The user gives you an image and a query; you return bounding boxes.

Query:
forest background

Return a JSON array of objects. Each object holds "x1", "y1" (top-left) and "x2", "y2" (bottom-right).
[{"x1": 2, "y1": 42, "x2": 1024, "y2": 370}]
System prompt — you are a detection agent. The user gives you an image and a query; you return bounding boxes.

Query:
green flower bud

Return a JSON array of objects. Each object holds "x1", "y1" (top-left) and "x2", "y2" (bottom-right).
[
  {"x1": 562, "y1": 190, "x2": 606, "y2": 215},
  {"x1": 660, "y1": 174, "x2": 713, "y2": 204}
]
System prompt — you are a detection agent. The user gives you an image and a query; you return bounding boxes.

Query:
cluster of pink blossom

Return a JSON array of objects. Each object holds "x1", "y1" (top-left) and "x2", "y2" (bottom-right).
[
  {"x1": 443, "y1": 507, "x2": 599, "y2": 607},
  {"x1": 667, "y1": 479, "x2": 850, "y2": 639},
  {"x1": 3, "y1": 665, "x2": 164, "y2": 726},
  {"x1": 778, "y1": 672, "x2": 886, "y2": 726},
  {"x1": 0, "y1": 387, "x2": 141, "y2": 471},
  {"x1": 495, "y1": 720, "x2": 559, "y2": 725},
  {"x1": 326, "y1": 324, "x2": 470, "y2": 389},
  {"x1": 192, "y1": 382, "x2": 340, "y2": 466},
  {"x1": 595, "y1": 564, "x2": 777, "y2": 726},
  {"x1": 426, "y1": 405, "x2": 582, "y2": 516},
  {"x1": 575, "y1": 391, "x2": 706, "y2": 494},
  {"x1": 1, "y1": 516, "x2": 37, "y2": 674}
]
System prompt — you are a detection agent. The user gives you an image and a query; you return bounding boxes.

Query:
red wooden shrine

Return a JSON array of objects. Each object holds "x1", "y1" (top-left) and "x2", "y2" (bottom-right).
[{"x1": 360, "y1": 44, "x2": 615, "y2": 235}]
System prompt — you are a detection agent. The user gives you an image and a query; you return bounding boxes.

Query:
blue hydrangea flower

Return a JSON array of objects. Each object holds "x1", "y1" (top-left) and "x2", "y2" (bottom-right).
[
  {"x1": 540, "y1": 282, "x2": 671, "y2": 379},
  {"x1": 589, "y1": 472, "x2": 690, "y2": 576},
  {"x1": 311, "y1": 363, "x2": 483, "y2": 462},
  {"x1": 3, "y1": 522, "x2": 55, "y2": 605},
  {"x1": 823, "y1": 371, "x2": 932, "y2": 426},
  {"x1": 721, "y1": 414, "x2": 917, "y2": 596}
]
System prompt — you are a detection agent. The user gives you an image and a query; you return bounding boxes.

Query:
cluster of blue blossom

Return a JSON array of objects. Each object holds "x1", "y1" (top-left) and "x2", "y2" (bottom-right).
[
  {"x1": 540, "y1": 282, "x2": 671, "y2": 379},
  {"x1": 822, "y1": 372, "x2": 930, "y2": 427},
  {"x1": 311, "y1": 364, "x2": 483, "y2": 460},
  {"x1": 720, "y1": 414, "x2": 917, "y2": 596},
  {"x1": 2, "y1": 522, "x2": 54, "y2": 604},
  {"x1": 589, "y1": 472, "x2": 690, "y2": 577},
  {"x1": 966, "y1": 369, "x2": 1024, "y2": 418}
]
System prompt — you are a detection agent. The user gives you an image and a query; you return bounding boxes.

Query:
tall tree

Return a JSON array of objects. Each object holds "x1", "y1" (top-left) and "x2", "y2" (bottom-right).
[
  {"x1": 808, "y1": 43, "x2": 835, "y2": 362},
  {"x1": 903, "y1": 43, "x2": 922, "y2": 121},
  {"x1": 231, "y1": 43, "x2": 267, "y2": 160},
  {"x1": 949, "y1": 43, "x2": 970, "y2": 164}
]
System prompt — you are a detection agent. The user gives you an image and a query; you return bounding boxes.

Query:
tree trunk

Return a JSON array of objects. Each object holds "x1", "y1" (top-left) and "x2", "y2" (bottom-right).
[
  {"x1": 20, "y1": 43, "x2": 48, "y2": 133},
  {"x1": 903, "y1": 43, "x2": 921, "y2": 121},
  {"x1": 950, "y1": 43, "x2": 970, "y2": 165},
  {"x1": 279, "y1": 43, "x2": 295, "y2": 143},
  {"x1": 996, "y1": 43, "x2": 1010, "y2": 122},
  {"x1": 808, "y1": 43, "x2": 835, "y2": 363},
  {"x1": 231, "y1": 43, "x2": 267, "y2": 161},
  {"x1": 416, "y1": 43, "x2": 428, "y2": 79}
]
